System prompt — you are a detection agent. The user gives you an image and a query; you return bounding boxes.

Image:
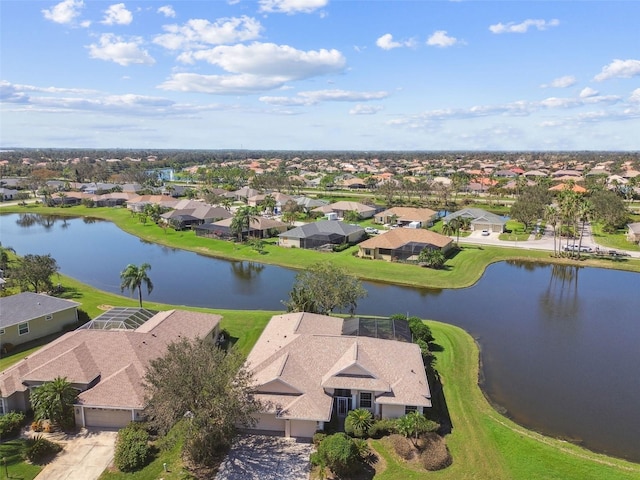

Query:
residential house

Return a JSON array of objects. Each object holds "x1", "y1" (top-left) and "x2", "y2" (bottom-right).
[
  {"x1": 194, "y1": 216, "x2": 288, "y2": 240},
  {"x1": 247, "y1": 192, "x2": 295, "y2": 213},
  {"x1": 0, "y1": 308, "x2": 220, "y2": 425},
  {"x1": 443, "y1": 208, "x2": 507, "y2": 233},
  {"x1": 293, "y1": 196, "x2": 330, "y2": 213},
  {"x1": 627, "y1": 222, "x2": 640, "y2": 244},
  {"x1": 0, "y1": 188, "x2": 18, "y2": 201},
  {"x1": 374, "y1": 207, "x2": 437, "y2": 228},
  {"x1": 311, "y1": 201, "x2": 377, "y2": 219},
  {"x1": 0, "y1": 293, "x2": 80, "y2": 350},
  {"x1": 358, "y1": 229, "x2": 453, "y2": 262},
  {"x1": 246, "y1": 313, "x2": 431, "y2": 439},
  {"x1": 160, "y1": 205, "x2": 232, "y2": 230},
  {"x1": 278, "y1": 220, "x2": 365, "y2": 249}
]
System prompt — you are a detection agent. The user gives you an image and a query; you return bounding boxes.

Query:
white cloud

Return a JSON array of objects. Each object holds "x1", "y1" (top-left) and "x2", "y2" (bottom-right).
[
  {"x1": 259, "y1": 0, "x2": 328, "y2": 14},
  {"x1": 87, "y1": 34, "x2": 155, "y2": 66},
  {"x1": 630, "y1": 88, "x2": 640, "y2": 103},
  {"x1": 102, "y1": 3, "x2": 133, "y2": 25},
  {"x1": 154, "y1": 16, "x2": 262, "y2": 51},
  {"x1": 376, "y1": 33, "x2": 415, "y2": 50},
  {"x1": 426, "y1": 30, "x2": 462, "y2": 48},
  {"x1": 157, "y1": 5, "x2": 175, "y2": 18},
  {"x1": 540, "y1": 75, "x2": 576, "y2": 88},
  {"x1": 260, "y1": 89, "x2": 388, "y2": 106},
  {"x1": 594, "y1": 59, "x2": 640, "y2": 81},
  {"x1": 489, "y1": 18, "x2": 560, "y2": 34},
  {"x1": 350, "y1": 104, "x2": 383, "y2": 115},
  {"x1": 177, "y1": 42, "x2": 345, "y2": 80},
  {"x1": 580, "y1": 87, "x2": 599, "y2": 98},
  {"x1": 42, "y1": 0, "x2": 84, "y2": 24},
  {"x1": 158, "y1": 73, "x2": 286, "y2": 95}
]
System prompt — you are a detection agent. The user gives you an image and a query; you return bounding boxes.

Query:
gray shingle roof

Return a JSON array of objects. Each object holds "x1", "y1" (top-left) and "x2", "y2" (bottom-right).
[
  {"x1": 279, "y1": 220, "x2": 364, "y2": 239},
  {"x1": 0, "y1": 293, "x2": 80, "y2": 328}
]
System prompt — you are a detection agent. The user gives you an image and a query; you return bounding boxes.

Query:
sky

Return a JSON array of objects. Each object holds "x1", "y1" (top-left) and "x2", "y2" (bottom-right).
[{"x1": 1, "y1": 0, "x2": 639, "y2": 151}]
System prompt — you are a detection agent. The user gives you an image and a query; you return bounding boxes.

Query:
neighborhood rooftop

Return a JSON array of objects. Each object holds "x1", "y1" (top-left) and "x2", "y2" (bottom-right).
[{"x1": 0, "y1": 292, "x2": 80, "y2": 328}]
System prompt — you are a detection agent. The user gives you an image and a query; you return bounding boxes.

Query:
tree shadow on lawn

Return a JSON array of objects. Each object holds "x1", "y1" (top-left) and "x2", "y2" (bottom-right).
[{"x1": 424, "y1": 344, "x2": 453, "y2": 436}]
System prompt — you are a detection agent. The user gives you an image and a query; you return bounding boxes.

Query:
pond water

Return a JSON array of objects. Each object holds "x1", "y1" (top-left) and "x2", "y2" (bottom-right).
[{"x1": 2, "y1": 213, "x2": 639, "y2": 463}]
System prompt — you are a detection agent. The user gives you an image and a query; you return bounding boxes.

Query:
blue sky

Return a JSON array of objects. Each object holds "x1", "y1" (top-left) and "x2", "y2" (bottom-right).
[{"x1": 1, "y1": 0, "x2": 639, "y2": 151}]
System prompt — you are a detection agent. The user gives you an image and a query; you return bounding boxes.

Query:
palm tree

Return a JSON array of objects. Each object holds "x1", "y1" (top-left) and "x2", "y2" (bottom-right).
[
  {"x1": 231, "y1": 206, "x2": 260, "y2": 242},
  {"x1": 120, "y1": 263, "x2": 154, "y2": 307},
  {"x1": 544, "y1": 205, "x2": 559, "y2": 257},
  {"x1": 262, "y1": 194, "x2": 276, "y2": 215},
  {"x1": 345, "y1": 408, "x2": 373, "y2": 438},
  {"x1": 576, "y1": 199, "x2": 594, "y2": 258},
  {"x1": 30, "y1": 377, "x2": 77, "y2": 429}
]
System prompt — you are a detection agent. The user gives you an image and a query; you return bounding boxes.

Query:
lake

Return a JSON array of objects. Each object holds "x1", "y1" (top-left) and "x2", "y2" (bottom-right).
[{"x1": 2, "y1": 213, "x2": 639, "y2": 462}]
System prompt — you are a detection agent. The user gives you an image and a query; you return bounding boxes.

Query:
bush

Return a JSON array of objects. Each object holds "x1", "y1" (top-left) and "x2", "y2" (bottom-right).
[
  {"x1": 114, "y1": 423, "x2": 151, "y2": 472},
  {"x1": 332, "y1": 243, "x2": 351, "y2": 252},
  {"x1": 0, "y1": 411, "x2": 26, "y2": 438},
  {"x1": 312, "y1": 432, "x2": 327, "y2": 447},
  {"x1": 23, "y1": 435, "x2": 63, "y2": 463},
  {"x1": 368, "y1": 418, "x2": 397, "y2": 439},
  {"x1": 389, "y1": 434, "x2": 415, "y2": 460},
  {"x1": 419, "y1": 432, "x2": 453, "y2": 471},
  {"x1": 344, "y1": 408, "x2": 372, "y2": 438},
  {"x1": 316, "y1": 433, "x2": 359, "y2": 477}
]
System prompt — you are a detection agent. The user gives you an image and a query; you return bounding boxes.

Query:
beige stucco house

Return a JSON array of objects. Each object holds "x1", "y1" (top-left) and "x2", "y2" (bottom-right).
[
  {"x1": 246, "y1": 313, "x2": 431, "y2": 439},
  {"x1": 627, "y1": 222, "x2": 640, "y2": 244},
  {"x1": 0, "y1": 292, "x2": 80, "y2": 350},
  {"x1": 0, "y1": 309, "x2": 220, "y2": 426},
  {"x1": 374, "y1": 207, "x2": 437, "y2": 227},
  {"x1": 358, "y1": 229, "x2": 453, "y2": 262}
]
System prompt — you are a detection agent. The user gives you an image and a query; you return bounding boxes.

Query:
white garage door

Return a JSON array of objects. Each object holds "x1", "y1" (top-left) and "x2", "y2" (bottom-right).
[
  {"x1": 84, "y1": 408, "x2": 132, "y2": 428},
  {"x1": 253, "y1": 413, "x2": 285, "y2": 433}
]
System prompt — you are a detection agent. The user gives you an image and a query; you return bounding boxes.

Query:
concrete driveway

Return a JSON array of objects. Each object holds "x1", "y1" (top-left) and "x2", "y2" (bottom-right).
[
  {"x1": 216, "y1": 434, "x2": 313, "y2": 480},
  {"x1": 33, "y1": 428, "x2": 118, "y2": 480}
]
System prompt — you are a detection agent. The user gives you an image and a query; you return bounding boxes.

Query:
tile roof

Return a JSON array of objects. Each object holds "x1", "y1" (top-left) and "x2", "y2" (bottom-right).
[
  {"x1": 278, "y1": 220, "x2": 364, "y2": 239},
  {"x1": 0, "y1": 293, "x2": 80, "y2": 328},
  {"x1": 0, "y1": 309, "x2": 220, "y2": 409},
  {"x1": 358, "y1": 228, "x2": 452, "y2": 250},
  {"x1": 376, "y1": 207, "x2": 437, "y2": 222}
]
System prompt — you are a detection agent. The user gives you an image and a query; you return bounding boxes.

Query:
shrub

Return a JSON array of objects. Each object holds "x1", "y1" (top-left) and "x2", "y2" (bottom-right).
[
  {"x1": 312, "y1": 432, "x2": 327, "y2": 447},
  {"x1": 0, "y1": 411, "x2": 26, "y2": 438},
  {"x1": 316, "y1": 433, "x2": 359, "y2": 477},
  {"x1": 368, "y1": 418, "x2": 397, "y2": 439},
  {"x1": 23, "y1": 435, "x2": 63, "y2": 463},
  {"x1": 419, "y1": 432, "x2": 453, "y2": 471},
  {"x1": 352, "y1": 438, "x2": 370, "y2": 460},
  {"x1": 344, "y1": 408, "x2": 372, "y2": 438},
  {"x1": 114, "y1": 423, "x2": 151, "y2": 472},
  {"x1": 332, "y1": 243, "x2": 351, "y2": 252}
]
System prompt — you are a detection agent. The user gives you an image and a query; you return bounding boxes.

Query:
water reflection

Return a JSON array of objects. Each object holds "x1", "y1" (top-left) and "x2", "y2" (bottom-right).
[{"x1": 539, "y1": 264, "x2": 581, "y2": 319}]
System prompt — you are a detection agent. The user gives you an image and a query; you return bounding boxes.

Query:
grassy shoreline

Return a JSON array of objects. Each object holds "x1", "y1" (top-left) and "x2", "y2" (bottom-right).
[{"x1": 3, "y1": 205, "x2": 639, "y2": 290}]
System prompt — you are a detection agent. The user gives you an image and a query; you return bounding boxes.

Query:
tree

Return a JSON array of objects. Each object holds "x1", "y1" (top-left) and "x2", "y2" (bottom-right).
[
  {"x1": 418, "y1": 248, "x2": 446, "y2": 269},
  {"x1": 143, "y1": 338, "x2": 260, "y2": 466},
  {"x1": 396, "y1": 411, "x2": 437, "y2": 447},
  {"x1": 343, "y1": 210, "x2": 360, "y2": 223},
  {"x1": 591, "y1": 189, "x2": 629, "y2": 233},
  {"x1": 314, "y1": 433, "x2": 359, "y2": 477},
  {"x1": 230, "y1": 206, "x2": 260, "y2": 241},
  {"x1": 15, "y1": 254, "x2": 59, "y2": 293},
  {"x1": 284, "y1": 262, "x2": 367, "y2": 315},
  {"x1": 30, "y1": 377, "x2": 77, "y2": 430},
  {"x1": 261, "y1": 194, "x2": 276, "y2": 215},
  {"x1": 545, "y1": 205, "x2": 560, "y2": 257},
  {"x1": 120, "y1": 263, "x2": 153, "y2": 307}
]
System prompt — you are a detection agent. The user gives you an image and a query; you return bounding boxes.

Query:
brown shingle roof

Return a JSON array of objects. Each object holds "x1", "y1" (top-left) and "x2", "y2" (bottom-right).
[{"x1": 359, "y1": 228, "x2": 452, "y2": 249}]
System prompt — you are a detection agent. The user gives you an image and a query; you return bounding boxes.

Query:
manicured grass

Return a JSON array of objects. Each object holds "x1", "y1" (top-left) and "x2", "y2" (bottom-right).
[
  {"x1": 371, "y1": 321, "x2": 640, "y2": 480},
  {"x1": 0, "y1": 344, "x2": 47, "y2": 371},
  {"x1": 591, "y1": 221, "x2": 640, "y2": 252},
  {"x1": 0, "y1": 439, "x2": 42, "y2": 480},
  {"x1": 498, "y1": 219, "x2": 532, "y2": 241},
  {"x1": 5, "y1": 205, "x2": 639, "y2": 291}
]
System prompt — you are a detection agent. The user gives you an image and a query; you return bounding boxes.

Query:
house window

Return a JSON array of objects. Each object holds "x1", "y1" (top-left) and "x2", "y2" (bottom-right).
[
  {"x1": 18, "y1": 323, "x2": 29, "y2": 336},
  {"x1": 45, "y1": 314, "x2": 53, "y2": 321},
  {"x1": 359, "y1": 392, "x2": 372, "y2": 409},
  {"x1": 405, "y1": 405, "x2": 418, "y2": 415},
  {"x1": 0, "y1": 399, "x2": 5, "y2": 415}
]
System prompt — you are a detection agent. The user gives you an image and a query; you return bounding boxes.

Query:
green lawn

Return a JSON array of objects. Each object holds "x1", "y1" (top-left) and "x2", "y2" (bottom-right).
[
  {"x1": 591, "y1": 221, "x2": 640, "y2": 252},
  {"x1": 0, "y1": 439, "x2": 42, "y2": 480}
]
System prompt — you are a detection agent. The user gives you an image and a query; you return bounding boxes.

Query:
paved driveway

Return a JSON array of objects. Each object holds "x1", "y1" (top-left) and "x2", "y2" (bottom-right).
[
  {"x1": 216, "y1": 434, "x2": 313, "y2": 480},
  {"x1": 33, "y1": 428, "x2": 118, "y2": 480}
]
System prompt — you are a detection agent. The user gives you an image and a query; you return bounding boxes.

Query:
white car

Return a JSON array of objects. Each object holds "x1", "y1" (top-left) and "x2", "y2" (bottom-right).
[{"x1": 481, "y1": 230, "x2": 490, "y2": 236}]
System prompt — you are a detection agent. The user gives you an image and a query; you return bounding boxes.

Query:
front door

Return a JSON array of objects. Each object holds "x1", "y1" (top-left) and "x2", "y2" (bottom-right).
[{"x1": 337, "y1": 397, "x2": 349, "y2": 417}]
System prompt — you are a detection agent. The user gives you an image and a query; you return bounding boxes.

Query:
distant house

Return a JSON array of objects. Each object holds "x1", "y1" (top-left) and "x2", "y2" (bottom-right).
[
  {"x1": 627, "y1": 223, "x2": 640, "y2": 244},
  {"x1": 278, "y1": 220, "x2": 366, "y2": 249},
  {"x1": 0, "y1": 187, "x2": 18, "y2": 201},
  {"x1": 247, "y1": 192, "x2": 294, "y2": 213},
  {"x1": 293, "y1": 196, "x2": 330, "y2": 213},
  {"x1": 374, "y1": 207, "x2": 437, "y2": 228},
  {"x1": 0, "y1": 293, "x2": 81, "y2": 349},
  {"x1": 194, "y1": 216, "x2": 288, "y2": 240},
  {"x1": 311, "y1": 201, "x2": 376, "y2": 219},
  {"x1": 358, "y1": 229, "x2": 453, "y2": 262},
  {"x1": 0, "y1": 309, "x2": 220, "y2": 426},
  {"x1": 161, "y1": 205, "x2": 232, "y2": 230},
  {"x1": 246, "y1": 313, "x2": 431, "y2": 439},
  {"x1": 443, "y1": 208, "x2": 507, "y2": 233}
]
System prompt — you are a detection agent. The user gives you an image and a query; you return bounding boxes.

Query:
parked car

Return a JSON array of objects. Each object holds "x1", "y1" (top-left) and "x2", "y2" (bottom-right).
[
  {"x1": 365, "y1": 227, "x2": 378, "y2": 235},
  {"x1": 481, "y1": 230, "x2": 490, "y2": 236},
  {"x1": 580, "y1": 246, "x2": 593, "y2": 253}
]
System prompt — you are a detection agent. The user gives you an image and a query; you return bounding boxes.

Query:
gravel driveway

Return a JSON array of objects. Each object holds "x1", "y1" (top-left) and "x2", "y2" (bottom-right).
[{"x1": 216, "y1": 434, "x2": 313, "y2": 480}]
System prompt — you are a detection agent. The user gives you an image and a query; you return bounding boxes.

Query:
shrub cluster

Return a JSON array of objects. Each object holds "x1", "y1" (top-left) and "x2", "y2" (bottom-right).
[
  {"x1": 23, "y1": 435, "x2": 62, "y2": 463},
  {"x1": 311, "y1": 432, "x2": 359, "y2": 477},
  {"x1": 114, "y1": 422, "x2": 151, "y2": 472},
  {"x1": 0, "y1": 411, "x2": 26, "y2": 438},
  {"x1": 420, "y1": 432, "x2": 453, "y2": 471},
  {"x1": 368, "y1": 418, "x2": 397, "y2": 439}
]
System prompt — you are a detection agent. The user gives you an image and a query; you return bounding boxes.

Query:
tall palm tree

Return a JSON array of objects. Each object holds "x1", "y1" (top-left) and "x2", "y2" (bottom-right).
[
  {"x1": 544, "y1": 205, "x2": 559, "y2": 257},
  {"x1": 120, "y1": 263, "x2": 154, "y2": 307},
  {"x1": 576, "y1": 199, "x2": 594, "y2": 258},
  {"x1": 231, "y1": 206, "x2": 260, "y2": 242},
  {"x1": 262, "y1": 194, "x2": 276, "y2": 215}
]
